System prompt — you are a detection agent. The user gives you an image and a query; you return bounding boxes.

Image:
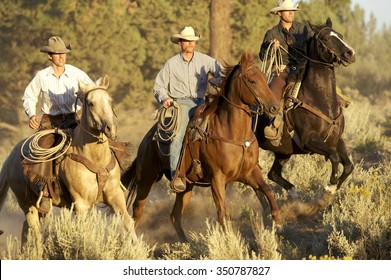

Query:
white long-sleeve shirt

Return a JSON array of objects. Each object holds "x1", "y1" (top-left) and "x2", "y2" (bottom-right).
[{"x1": 22, "y1": 64, "x2": 93, "y2": 118}]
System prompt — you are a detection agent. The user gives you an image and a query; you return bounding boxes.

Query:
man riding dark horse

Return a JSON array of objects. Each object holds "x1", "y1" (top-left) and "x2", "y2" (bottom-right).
[{"x1": 259, "y1": 0, "x2": 350, "y2": 146}]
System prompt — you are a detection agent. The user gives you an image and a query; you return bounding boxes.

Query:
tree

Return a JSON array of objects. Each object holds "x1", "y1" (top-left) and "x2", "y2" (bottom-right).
[{"x1": 210, "y1": 0, "x2": 232, "y2": 64}]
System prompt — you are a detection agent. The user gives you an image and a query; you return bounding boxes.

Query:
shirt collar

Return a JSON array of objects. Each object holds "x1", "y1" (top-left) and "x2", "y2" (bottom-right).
[
  {"x1": 48, "y1": 65, "x2": 69, "y2": 77},
  {"x1": 278, "y1": 21, "x2": 298, "y2": 33}
]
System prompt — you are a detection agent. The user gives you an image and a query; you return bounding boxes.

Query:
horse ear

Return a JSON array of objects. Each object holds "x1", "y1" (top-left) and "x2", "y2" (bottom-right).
[
  {"x1": 96, "y1": 75, "x2": 109, "y2": 89},
  {"x1": 240, "y1": 51, "x2": 253, "y2": 67},
  {"x1": 75, "y1": 88, "x2": 85, "y2": 101},
  {"x1": 101, "y1": 75, "x2": 109, "y2": 89},
  {"x1": 326, "y1": 17, "x2": 332, "y2": 27}
]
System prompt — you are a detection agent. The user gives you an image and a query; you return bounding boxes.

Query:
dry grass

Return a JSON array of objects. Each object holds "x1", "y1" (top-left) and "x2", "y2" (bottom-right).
[{"x1": 0, "y1": 92, "x2": 390, "y2": 259}]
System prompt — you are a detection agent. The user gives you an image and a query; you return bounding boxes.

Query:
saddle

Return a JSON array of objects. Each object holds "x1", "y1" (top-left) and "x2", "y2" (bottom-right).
[{"x1": 22, "y1": 130, "x2": 72, "y2": 205}]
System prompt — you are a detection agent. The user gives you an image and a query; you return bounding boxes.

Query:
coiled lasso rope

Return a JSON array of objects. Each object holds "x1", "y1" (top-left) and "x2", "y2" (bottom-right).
[
  {"x1": 261, "y1": 43, "x2": 284, "y2": 83},
  {"x1": 21, "y1": 129, "x2": 72, "y2": 163},
  {"x1": 155, "y1": 101, "x2": 181, "y2": 156}
]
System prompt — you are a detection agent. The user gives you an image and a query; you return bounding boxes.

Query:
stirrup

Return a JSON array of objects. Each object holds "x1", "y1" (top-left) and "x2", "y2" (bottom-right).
[{"x1": 170, "y1": 177, "x2": 186, "y2": 193}]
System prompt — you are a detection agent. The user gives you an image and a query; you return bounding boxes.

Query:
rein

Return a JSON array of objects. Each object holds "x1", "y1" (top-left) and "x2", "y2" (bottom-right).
[
  {"x1": 216, "y1": 64, "x2": 265, "y2": 117},
  {"x1": 74, "y1": 87, "x2": 115, "y2": 143}
]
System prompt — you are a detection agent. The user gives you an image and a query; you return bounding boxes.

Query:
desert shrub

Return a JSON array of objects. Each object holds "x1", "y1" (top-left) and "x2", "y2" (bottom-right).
[
  {"x1": 323, "y1": 161, "x2": 391, "y2": 259},
  {"x1": 2, "y1": 208, "x2": 153, "y2": 260}
]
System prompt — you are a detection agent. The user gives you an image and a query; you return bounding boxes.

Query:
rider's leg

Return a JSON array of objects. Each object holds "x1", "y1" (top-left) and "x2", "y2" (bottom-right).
[
  {"x1": 264, "y1": 71, "x2": 287, "y2": 145},
  {"x1": 169, "y1": 98, "x2": 204, "y2": 192}
]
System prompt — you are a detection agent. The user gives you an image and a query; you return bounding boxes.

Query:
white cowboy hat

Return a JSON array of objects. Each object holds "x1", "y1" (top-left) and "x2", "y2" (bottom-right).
[
  {"x1": 270, "y1": 0, "x2": 300, "y2": 15},
  {"x1": 40, "y1": 36, "x2": 71, "y2": 54},
  {"x1": 170, "y1": 26, "x2": 201, "y2": 44}
]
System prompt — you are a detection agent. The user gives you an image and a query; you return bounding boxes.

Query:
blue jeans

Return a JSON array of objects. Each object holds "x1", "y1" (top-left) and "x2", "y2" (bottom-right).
[{"x1": 170, "y1": 98, "x2": 204, "y2": 177}]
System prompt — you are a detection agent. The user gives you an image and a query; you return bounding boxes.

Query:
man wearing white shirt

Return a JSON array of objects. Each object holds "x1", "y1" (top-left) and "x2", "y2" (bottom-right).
[{"x1": 23, "y1": 36, "x2": 93, "y2": 131}]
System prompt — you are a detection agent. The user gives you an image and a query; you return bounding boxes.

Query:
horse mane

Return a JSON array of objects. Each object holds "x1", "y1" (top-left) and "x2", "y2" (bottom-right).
[{"x1": 204, "y1": 64, "x2": 239, "y2": 115}]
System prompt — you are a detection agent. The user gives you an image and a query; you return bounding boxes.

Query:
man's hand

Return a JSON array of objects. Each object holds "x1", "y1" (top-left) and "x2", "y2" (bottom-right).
[
  {"x1": 162, "y1": 97, "x2": 173, "y2": 109},
  {"x1": 271, "y1": 39, "x2": 280, "y2": 48},
  {"x1": 29, "y1": 115, "x2": 39, "y2": 130}
]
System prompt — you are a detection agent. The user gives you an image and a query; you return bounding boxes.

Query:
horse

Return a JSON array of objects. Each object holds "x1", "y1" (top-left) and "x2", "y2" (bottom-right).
[
  {"x1": 0, "y1": 75, "x2": 136, "y2": 243},
  {"x1": 121, "y1": 51, "x2": 282, "y2": 242},
  {"x1": 256, "y1": 17, "x2": 356, "y2": 199}
]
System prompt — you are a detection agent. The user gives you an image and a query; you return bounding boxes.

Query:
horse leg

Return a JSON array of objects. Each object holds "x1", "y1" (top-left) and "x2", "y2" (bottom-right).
[
  {"x1": 210, "y1": 174, "x2": 229, "y2": 230},
  {"x1": 23, "y1": 206, "x2": 40, "y2": 244},
  {"x1": 132, "y1": 175, "x2": 156, "y2": 230},
  {"x1": 247, "y1": 166, "x2": 282, "y2": 227},
  {"x1": 302, "y1": 133, "x2": 341, "y2": 194},
  {"x1": 268, "y1": 153, "x2": 298, "y2": 198},
  {"x1": 336, "y1": 138, "x2": 354, "y2": 189},
  {"x1": 170, "y1": 186, "x2": 194, "y2": 242},
  {"x1": 104, "y1": 184, "x2": 138, "y2": 242}
]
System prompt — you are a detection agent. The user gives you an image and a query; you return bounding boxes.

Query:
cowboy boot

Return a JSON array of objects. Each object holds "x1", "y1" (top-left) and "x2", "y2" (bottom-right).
[
  {"x1": 264, "y1": 112, "x2": 283, "y2": 146},
  {"x1": 36, "y1": 185, "x2": 52, "y2": 214}
]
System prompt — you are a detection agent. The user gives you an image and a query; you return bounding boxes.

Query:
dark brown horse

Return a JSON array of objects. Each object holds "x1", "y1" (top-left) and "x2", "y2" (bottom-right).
[
  {"x1": 122, "y1": 52, "x2": 281, "y2": 242},
  {"x1": 256, "y1": 18, "x2": 356, "y2": 198}
]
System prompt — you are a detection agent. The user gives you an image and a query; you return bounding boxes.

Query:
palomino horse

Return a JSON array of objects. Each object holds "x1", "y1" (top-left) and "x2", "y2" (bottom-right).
[
  {"x1": 122, "y1": 52, "x2": 281, "y2": 242},
  {"x1": 256, "y1": 18, "x2": 356, "y2": 198},
  {"x1": 0, "y1": 76, "x2": 136, "y2": 242}
]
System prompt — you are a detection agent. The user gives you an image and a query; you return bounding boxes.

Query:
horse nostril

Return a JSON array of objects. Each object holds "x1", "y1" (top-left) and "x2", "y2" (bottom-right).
[
  {"x1": 270, "y1": 106, "x2": 278, "y2": 114},
  {"x1": 345, "y1": 50, "x2": 353, "y2": 58}
]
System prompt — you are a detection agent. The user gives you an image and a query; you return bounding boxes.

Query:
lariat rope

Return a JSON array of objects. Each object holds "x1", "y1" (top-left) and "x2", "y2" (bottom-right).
[
  {"x1": 261, "y1": 43, "x2": 283, "y2": 83},
  {"x1": 21, "y1": 129, "x2": 72, "y2": 163},
  {"x1": 155, "y1": 101, "x2": 181, "y2": 156}
]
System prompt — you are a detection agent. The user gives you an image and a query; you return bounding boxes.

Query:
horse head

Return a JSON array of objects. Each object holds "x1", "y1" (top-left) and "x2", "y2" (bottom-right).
[
  {"x1": 77, "y1": 75, "x2": 117, "y2": 140},
  {"x1": 309, "y1": 17, "x2": 356, "y2": 67},
  {"x1": 235, "y1": 51, "x2": 279, "y2": 117}
]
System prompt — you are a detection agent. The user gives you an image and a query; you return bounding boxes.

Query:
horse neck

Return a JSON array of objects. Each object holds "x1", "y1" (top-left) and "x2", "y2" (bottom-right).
[
  {"x1": 72, "y1": 124, "x2": 111, "y2": 164},
  {"x1": 302, "y1": 43, "x2": 340, "y2": 114},
  {"x1": 213, "y1": 88, "x2": 253, "y2": 139}
]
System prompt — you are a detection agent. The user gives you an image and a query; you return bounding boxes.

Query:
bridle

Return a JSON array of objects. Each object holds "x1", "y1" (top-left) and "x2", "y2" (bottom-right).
[
  {"x1": 313, "y1": 27, "x2": 345, "y2": 67},
  {"x1": 217, "y1": 64, "x2": 265, "y2": 117},
  {"x1": 285, "y1": 26, "x2": 349, "y2": 69},
  {"x1": 74, "y1": 87, "x2": 116, "y2": 143}
]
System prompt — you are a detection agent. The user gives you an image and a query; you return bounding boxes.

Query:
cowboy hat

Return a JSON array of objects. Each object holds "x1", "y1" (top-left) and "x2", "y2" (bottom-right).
[
  {"x1": 170, "y1": 26, "x2": 201, "y2": 44},
  {"x1": 40, "y1": 36, "x2": 71, "y2": 54},
  {"x1": 270, "y1": 0, "x2": 300, "y2": 15}
]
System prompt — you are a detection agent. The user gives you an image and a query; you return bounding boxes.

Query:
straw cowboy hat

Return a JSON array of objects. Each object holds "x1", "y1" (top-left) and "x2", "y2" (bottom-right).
[
  {"x1": 40, "y1": 36, "x2": 71, "y2": 53},
  {"x1": 170, "y1": 26, "x2": 201, "y2": 44},
  {"x1": 270, "y1": 0, "x2": 300, "y2": 15}
]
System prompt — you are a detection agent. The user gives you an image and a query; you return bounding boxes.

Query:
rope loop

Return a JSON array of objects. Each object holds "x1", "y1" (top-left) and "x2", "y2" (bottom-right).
[
  {"x1": 21, "y1": 129, "x2": 72, "y2": 163},
  {"x1": 155, "y1": 101, "x2": 181, "y2": 156}
]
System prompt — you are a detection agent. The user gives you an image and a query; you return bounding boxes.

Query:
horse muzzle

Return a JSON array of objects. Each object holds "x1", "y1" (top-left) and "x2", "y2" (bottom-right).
[
  {"x1": 268, "y1": 105, "x2": 279, "y2": 117},
  {"x1": 103, "y1": 123, "x2": 117, "y2": 139},
  {"x1": 341, "y1": 49, "x2": 356, "y2": 66}
]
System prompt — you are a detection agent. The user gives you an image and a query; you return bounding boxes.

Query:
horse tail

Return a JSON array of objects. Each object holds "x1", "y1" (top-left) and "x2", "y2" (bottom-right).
[
  {"x1": 0, "y1": 157, "x2": 10, "y2": 213},
  {"x1": 121, "y1": 158, "x2": 138, "y2": 211}
]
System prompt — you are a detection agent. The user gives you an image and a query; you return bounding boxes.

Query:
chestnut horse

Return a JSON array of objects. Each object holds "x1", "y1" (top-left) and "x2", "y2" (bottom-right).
[
  {"x1": 122, "y1": 52, "x2": 281, "y2": 242},
  {"x1": 256, "y1": 18, "x2": 356, "y2": 198},
  {"x1": 0, "y1": 76, "x2": 136, "y2": 243}
]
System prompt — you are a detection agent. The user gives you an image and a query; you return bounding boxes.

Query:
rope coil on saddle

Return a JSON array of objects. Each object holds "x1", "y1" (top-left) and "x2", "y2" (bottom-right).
[
  {"x1": 155, "y1": 101, "x2": 181, "y2": 156},
  {"x1": 21, "y1": 129, "x2": 72, "y2": 162}
]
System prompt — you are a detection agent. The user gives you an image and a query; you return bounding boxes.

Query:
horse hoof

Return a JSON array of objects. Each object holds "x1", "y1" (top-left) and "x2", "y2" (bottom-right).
[
  {"x1": 324, "y1": 184, "x2": 337, "y2": 195},
  {"x1": 287, "y1": 187, "x2": 298, "y2": 199},
  {"x1": 274, "y1": 222, "x2": 283, "y2": 233}
]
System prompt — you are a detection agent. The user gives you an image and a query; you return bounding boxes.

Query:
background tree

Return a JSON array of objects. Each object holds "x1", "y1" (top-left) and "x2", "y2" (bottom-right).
[
  {"x1": 0, "y1": 0, "x2": 389, "y2": 140},
  {"x1": 210, "y1": 0, "x2": 232, "y2": 64}
]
